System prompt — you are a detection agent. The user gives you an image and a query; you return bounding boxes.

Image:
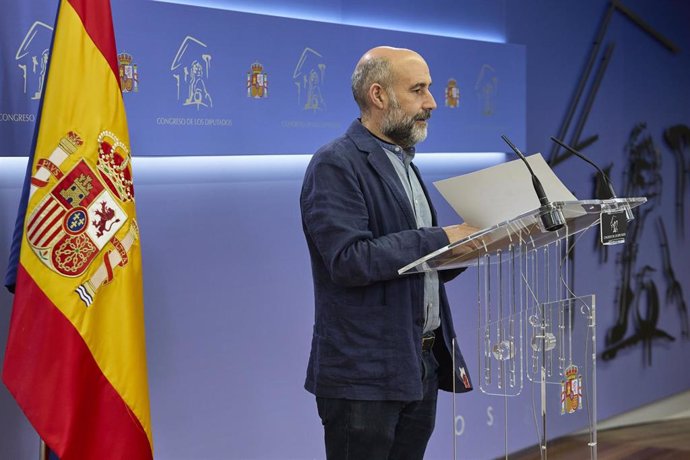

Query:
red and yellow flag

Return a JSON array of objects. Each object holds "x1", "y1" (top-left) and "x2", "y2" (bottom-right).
[{"x1": 2, "y1": 0, "x2": 153, "y2": 458}]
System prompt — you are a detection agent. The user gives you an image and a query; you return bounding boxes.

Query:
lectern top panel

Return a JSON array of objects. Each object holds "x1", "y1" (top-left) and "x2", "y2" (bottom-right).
[{"x1": 398, "y1": 198, "x2": 646, "y2": 274}]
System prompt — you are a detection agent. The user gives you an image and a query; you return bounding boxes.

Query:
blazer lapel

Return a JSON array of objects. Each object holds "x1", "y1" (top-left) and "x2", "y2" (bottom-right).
[{"x1": 347, "y1": 121, "x2": 417, "y2": 228}]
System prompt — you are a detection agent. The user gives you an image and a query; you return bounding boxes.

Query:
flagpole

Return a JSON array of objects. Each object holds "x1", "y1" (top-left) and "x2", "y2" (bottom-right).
[{"x1": 39, "y1": 440, "x2": 49, "y2": 460}]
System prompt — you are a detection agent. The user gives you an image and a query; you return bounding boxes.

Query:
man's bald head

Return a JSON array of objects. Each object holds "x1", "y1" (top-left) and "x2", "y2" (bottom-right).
[
  {"x1": 357, "y1": 46, "x2": 424, "y2": 66},
  {"x1": 351, "y1": 46, "x2": 425, "y2": 114}
]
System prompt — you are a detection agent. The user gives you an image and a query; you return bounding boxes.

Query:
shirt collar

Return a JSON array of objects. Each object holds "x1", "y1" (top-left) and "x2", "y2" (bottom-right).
[
  {"x1": 358, "y1": 119, "x2": 416, "y2": 164},
  {"x1": 370, "y1": 133, "x2": 416, "y2": 165}
]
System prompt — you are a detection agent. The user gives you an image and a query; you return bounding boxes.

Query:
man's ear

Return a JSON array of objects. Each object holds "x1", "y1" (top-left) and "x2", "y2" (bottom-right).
[{"x1": 369, "y1": 83, "x2": 387, "y2": 110}]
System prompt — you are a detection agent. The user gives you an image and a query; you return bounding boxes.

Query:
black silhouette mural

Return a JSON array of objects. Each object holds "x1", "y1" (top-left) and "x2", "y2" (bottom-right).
[
  {"x1": 657, "y1": 218, "x2": 689, "y2": 340},
  {"x1": 664, "y1": 125, "x2": 690, "y2": 237},
  {"x1": 601, "y1": 123, "x2": 681, "y2": 363},
  {"x1": 545, "y1": 0, "x2": 688, "y2": 365}
]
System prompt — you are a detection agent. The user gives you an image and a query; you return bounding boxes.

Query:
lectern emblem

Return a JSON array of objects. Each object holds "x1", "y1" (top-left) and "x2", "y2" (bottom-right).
[
  {"x1": 560, "y1": 365, "x2": 583, "y2": 414},
  {"x1": 610, "y1": 216, "x2": 619, "y2": 233}
]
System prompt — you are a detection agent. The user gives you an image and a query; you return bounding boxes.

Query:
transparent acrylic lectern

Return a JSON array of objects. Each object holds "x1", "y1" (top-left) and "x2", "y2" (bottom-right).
[{"x1": 399, "y1": 198, "x2": 646, "y2": 460}]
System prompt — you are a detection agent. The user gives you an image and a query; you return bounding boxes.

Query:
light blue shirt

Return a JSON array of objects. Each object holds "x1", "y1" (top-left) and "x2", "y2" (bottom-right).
[{"x1": 377, "y1": 139, "x2": 441, "y2": 334}]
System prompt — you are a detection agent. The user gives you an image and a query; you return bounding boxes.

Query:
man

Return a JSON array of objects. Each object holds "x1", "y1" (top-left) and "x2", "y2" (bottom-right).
[{"x1": 300, "y1": 46, "x2": 476, "y2": 459}]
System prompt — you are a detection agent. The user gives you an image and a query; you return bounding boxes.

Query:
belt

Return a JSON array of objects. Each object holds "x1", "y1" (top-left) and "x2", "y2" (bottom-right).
[{"x1": 421, "y1": 333, "x2": 435, "y2": 352}]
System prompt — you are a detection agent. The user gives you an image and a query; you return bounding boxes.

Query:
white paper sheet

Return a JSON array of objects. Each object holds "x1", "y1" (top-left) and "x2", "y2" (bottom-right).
[{"x1": 433, "y1": 153, "x2": 577, "y2": 229}]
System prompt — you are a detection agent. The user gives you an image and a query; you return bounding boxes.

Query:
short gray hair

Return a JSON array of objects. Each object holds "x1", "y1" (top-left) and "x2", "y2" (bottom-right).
[{"x1": 351, "y1": 57, "x2": 393, "y2": 113}]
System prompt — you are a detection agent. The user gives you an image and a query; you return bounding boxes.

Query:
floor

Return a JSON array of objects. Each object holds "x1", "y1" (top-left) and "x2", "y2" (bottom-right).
[{"x1": 508, "y1": 417, "x2": 690, "y2": 460}]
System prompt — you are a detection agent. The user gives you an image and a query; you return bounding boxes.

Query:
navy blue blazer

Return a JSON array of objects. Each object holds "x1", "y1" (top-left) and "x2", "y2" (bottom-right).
[{"x1": 300, "y1": 120, "x2": 472, "y2": 400}]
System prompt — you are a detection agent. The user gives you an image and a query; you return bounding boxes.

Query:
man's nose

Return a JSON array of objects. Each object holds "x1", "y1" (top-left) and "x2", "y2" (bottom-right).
[{"x1": 424, "y1": 91, "x2": 437, "y2": 111}]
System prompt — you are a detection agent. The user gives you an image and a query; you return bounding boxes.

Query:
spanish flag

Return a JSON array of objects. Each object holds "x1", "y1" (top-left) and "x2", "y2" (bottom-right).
[{"x1": 2, "y1": 0, "x2": 153, "y2": 458}]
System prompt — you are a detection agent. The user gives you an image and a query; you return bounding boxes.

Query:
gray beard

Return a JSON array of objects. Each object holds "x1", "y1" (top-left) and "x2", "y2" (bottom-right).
[{"x1": 381, "y1": 106, "x2": 429, "y2": 149}]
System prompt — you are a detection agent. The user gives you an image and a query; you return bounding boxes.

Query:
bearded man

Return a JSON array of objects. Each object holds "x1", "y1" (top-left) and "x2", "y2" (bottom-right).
[{"x1": 300, "y1": 46, "x2": 476, "y2": 460}]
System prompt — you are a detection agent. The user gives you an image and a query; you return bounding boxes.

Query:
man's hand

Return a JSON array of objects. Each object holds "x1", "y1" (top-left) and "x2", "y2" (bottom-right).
[{"x1": 442, "y1": 223, "x2": 480, "y2": 244}]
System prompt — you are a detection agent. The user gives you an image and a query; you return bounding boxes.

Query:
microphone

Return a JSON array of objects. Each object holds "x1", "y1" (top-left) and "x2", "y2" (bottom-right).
[
  {"x1": 501, "y1": 135, "x2": 565, "y2": 232},
  {"x1": 550, "y1": 137, "x2": 634, "y2": 221}
]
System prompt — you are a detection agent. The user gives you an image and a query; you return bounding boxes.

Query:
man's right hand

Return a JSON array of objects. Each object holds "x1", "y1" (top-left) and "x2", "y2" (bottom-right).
[{"x1": 442, "y1": 223, "x2": 480, "y2": 244}]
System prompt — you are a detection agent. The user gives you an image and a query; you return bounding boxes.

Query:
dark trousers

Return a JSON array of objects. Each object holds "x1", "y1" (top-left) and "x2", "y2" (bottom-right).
[{"x1": 316, "y1": 349, "x2": 439, "y2": 460}]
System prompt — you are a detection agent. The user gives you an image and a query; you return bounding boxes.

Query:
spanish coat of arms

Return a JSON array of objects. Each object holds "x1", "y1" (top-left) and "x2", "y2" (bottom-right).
[{"x1": 26, "y1": 130, "x2": 138, "y2": 306}]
